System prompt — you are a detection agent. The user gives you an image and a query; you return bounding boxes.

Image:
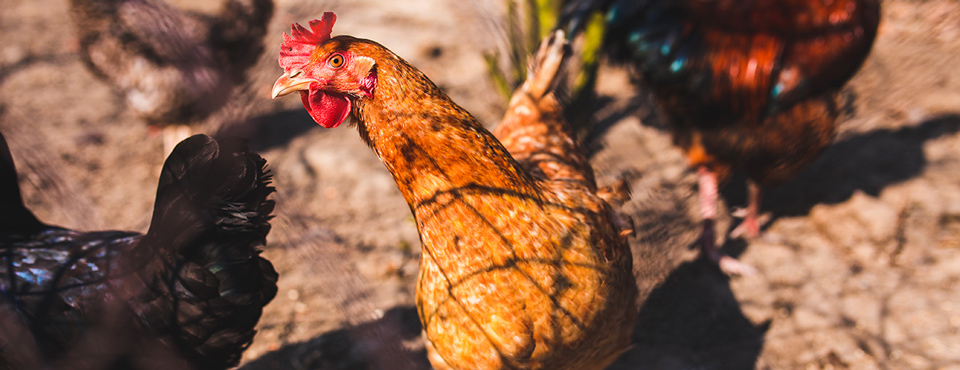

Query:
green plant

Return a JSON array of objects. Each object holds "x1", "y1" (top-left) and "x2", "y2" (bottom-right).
[{"x1": 484, "y1": 0, "x2": 606, "y2": 135}]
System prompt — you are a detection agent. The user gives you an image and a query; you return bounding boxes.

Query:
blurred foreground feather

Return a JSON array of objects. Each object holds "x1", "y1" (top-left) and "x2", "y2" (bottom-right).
[{"x1": 0, "y1": 133, "x2": 277, "y2": 370}]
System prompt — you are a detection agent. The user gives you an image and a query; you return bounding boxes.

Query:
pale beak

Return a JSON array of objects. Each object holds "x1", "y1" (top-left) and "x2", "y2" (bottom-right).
[{"x1": 271, "y1": 73, "x2": 317, "y2": 99}]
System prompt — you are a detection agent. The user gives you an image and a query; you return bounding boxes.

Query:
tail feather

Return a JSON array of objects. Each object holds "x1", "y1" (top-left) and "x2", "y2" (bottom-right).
[
  {"x1": 145, "y1": 134, "x2": 273, "y2": 246},
  {"x1": 493, "y1": 31, "x2": 600, "y2": 189},
  {"x1": 136, "y1": 134, "x2": 277, "y2": 369}
]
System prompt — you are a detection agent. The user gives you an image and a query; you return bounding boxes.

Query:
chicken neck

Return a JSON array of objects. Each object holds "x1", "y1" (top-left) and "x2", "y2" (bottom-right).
[{"x1": 352, "y1": 55, "x2": 541, "y2": 212}]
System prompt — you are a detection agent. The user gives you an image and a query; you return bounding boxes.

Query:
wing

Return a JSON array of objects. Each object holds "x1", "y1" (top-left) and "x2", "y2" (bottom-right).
[{"x1": 565, "y1": 0, "x2": 880, "y2": 124}]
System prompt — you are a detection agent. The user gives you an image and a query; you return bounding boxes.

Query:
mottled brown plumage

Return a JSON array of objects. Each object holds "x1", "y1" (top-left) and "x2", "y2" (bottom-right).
[{"x1": 273, "y1": 16, "x2": 636, "y2": 370}]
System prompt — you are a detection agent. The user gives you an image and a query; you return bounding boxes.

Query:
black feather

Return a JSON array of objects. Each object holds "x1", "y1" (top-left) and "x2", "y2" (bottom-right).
[{"x1": 0, "y1": 132, "x2": 277, "y2": 370}]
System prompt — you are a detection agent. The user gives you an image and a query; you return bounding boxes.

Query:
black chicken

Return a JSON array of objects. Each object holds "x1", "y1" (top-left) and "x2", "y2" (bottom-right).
[
  {"x1": 560, "y1": 0, "x2": 881, "y2": 274},
  {"x1": 69, "y1": 0, "x2": 275, "y2": 154},
  {"x1": 0, "y1": 132, "x2": 277, "y2": 369}
]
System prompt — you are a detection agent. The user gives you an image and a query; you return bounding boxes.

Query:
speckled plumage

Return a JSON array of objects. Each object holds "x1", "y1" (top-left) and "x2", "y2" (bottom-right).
[
  {"x1": 367, "y1": 37, "x2": 636, "y2": 370},
  {"x1": 0, "y1": 133, "x2": 277, "y2": 369},
  {"x1": 275, "y1": 23, "x2": 636, "y2": 370}
]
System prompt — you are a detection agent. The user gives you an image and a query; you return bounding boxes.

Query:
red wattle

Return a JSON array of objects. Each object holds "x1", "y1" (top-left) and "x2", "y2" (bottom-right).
[{"x1": 301, "y1": 89, "x2": 351, "y2": 128}]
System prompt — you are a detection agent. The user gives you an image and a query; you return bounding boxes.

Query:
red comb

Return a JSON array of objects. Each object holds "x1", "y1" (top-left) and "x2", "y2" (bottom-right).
[{"x1": 279, "y1": 12, "x2": 336, "y2": 72}]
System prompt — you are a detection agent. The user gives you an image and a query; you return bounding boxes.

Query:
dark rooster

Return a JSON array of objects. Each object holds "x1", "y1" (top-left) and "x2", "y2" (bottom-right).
[
  {"x1": 0, "y1": 132, "x2": 277, "y2": 370},
  {"x1": 560, "y1": 0, "x2": 881, "y2": 274},
  {"x1": 69, "y1": 0, "x2": 274, "y2": 154}
]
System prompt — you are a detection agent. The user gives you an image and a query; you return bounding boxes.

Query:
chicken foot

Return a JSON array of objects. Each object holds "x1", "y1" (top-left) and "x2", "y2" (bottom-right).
[
  {"x1": 697, "y1": 166, "x2": 757, "y2": 276},
  {"x1": 729, "y1": 179, "x2": 765, "y2": 240}
]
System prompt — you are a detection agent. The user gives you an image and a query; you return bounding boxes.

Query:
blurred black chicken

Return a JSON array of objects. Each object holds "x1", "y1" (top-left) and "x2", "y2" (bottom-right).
[
  {"x1": 560, "y1": 0, "x2": 881, "y2": 274},
  {"x1": 0, "y1": 132, "x2": 278, "y2": 370},
  {"x1": 69, "y1": 0, "x2": 275, "y2": 154}
]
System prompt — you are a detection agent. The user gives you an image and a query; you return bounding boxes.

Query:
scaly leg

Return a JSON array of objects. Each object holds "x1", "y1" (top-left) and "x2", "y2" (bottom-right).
[
  {"x1": 730, "y1": 179, "x2": 762, "y2": 239},
  {"x1": 697, "y1": 166, "x2": 756, "y2": 276}
]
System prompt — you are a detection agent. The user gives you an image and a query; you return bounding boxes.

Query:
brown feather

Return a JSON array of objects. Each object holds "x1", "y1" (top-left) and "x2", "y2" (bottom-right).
[{"x1": 293, "y1": 34, "x2": 637, "y2": 370}]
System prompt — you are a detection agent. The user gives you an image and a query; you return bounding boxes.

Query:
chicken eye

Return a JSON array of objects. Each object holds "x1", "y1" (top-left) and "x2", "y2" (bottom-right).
[{"x1": 328, "y1": 54, "x2": 345, "y2": 68}]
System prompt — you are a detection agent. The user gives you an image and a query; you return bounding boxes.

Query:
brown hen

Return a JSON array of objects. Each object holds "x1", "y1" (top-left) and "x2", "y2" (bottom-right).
[{"x1": 271, "y1": 13, "x2": 637, "y2": 370}]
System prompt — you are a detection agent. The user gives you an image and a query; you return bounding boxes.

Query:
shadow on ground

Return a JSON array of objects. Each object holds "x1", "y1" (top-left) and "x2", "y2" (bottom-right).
[
  {"x1": 240, "y1": 306, "x2": 429, "y2": 370},
  {"x1": 241, "y1": 261, "x2": 767, "y2": 370},
  {"x1": 609, "y1": 258, "x2": 769, "y2": 370},
  {"x1": 715, "y1": 113, "x2": 960, "y2": 224}
]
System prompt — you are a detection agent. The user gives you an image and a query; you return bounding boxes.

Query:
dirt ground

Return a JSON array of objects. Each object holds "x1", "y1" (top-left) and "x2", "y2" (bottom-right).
[{"x1": 2, "y1": 0, "x2": 960, "y2": 369}]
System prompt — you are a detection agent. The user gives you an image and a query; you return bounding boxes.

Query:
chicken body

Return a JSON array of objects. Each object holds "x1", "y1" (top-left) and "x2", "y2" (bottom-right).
[
  {"x1": 69, "y1": 0, "x2": 274, "y2": 153},
  {"x1": 562, "y1": 0, "x2": 881, "y2": 274},
  {"x1": 0, "y1": 133, "x2": 277, "y2": 370},
  {"x1": 272, "y1": 15, "x2": 636, "y2": 370}
]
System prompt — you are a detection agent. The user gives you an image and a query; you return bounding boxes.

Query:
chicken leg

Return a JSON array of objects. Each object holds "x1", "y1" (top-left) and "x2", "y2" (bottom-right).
[
  {"x1": 730, "y1": 179, "x2": 763, "y2": 240},
  {"x1": 698, "y1": 166, "x2": 756, "y2": 276}
]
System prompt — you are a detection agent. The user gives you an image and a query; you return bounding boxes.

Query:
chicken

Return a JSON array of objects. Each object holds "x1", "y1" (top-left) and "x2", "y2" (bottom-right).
[
  {"x1": 0, "y1": 132, "x2": 278, "y2": 369},
  {"x1": 69, "y1": 0, "x2": 274, "y2": 155},
  {"x1": 559, "y1": 0, "x2": 881, "y2": 274},
  {"x1": 271, "y1": 13, "x2": 637, "y2": 370}
]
